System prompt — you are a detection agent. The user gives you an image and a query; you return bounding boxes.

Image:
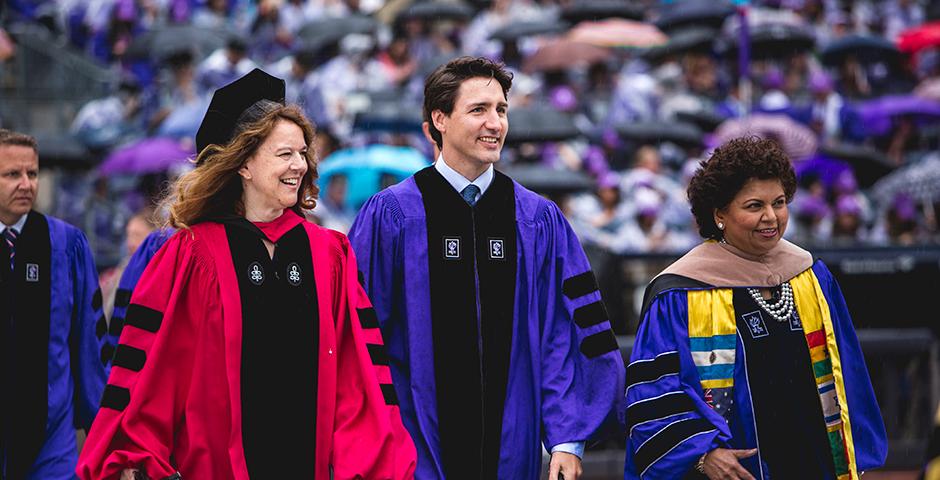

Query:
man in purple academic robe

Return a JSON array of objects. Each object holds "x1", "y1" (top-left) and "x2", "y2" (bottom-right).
[{"x1": 348, "y1": 56, "x2": 625, "y2": 480}]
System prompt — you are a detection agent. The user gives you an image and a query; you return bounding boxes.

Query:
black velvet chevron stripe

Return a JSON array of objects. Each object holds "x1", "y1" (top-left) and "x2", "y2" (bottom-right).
[
  {"x1": 109, "y1": 316, "x2": 125, "y2": 336},
  {"x1": 125, "y1": 304, "x2": 163, "y2": 333},
  {"x1": 563, "y1": 271, "x2": 599, "y2": 299},
  {"x1": 95, "y1": 315, "x2": 107, "y2": 339},
  {"x1": 367, "y1": 343, "x2": 389, "y2": 366},
  {"x1": 380, "y1": 384, "x2": 398, "y2": 406},
  {"x1": 626, "y1": 352, "x2": 680, "y2": 390},
  {"x1": 112, "y1": 344, "x2": 147, "y2": 372},
  {"x1": 357, "y1": 307, "x2": 379, "y2": 329},
  {"x1": 357, "y1": 271, "x2": 366, "y2": 287},
  {"x1": 574, "y1": 301, "x2": 608, "y2": 329},
  {"x1": 580, "y1": 329, "x2": 619, "y2": 359},
  {"x1": 634, "y1": 418, "x2": 716, "y2": 475},
  {"x1": 115, "y1": 289, "x2": 132, "y2": 308},
  {"x1": 92, "y1": 288, "x2": 103, "y2": 310},
  {"x1": 100, "y1": 343, "x2": 115, "y2": 366},
  {"x1": 626, "y1": 391, "x2": 696, "y2": 434},
  {"x1": 101, "y1": 384, "x2": 131, "y2": 411}
]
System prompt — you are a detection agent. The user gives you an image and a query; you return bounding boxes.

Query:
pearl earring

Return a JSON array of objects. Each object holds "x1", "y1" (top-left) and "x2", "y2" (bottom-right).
[{"x1": 718, "y1": 222, "x2": 724, "y2": 230}]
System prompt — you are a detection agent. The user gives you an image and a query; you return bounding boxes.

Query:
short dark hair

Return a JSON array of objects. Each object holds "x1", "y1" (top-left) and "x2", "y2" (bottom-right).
[
  {"x1": 0, "y1": 129, "x2": 38, "y2": 154},
  {"x1": 687, "y1": 136, "x2": 797, "y2": 240},
  {"x1": 423, "y1": 56, "x2": 513, "y2": 151}
]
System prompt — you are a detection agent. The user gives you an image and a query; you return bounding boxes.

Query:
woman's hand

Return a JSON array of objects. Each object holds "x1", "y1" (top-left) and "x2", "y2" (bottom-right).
[
  {"x1": 702, "y1": 448, "x2": 757, "y2": 480},
  {"x1": 120, "y1": 469, "x2": 148, "y2": 480}
]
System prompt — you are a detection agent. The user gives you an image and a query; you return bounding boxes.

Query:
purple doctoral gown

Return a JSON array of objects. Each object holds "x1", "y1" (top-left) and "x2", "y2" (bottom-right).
[{"x1": 349, "y1": 166, "x2": 625, "y2": 479}]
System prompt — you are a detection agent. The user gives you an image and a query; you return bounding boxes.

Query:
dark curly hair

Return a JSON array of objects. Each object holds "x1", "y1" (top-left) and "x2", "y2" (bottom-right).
[{"x1": 688, "y1": 136, "x2": 797, "y2": 240}]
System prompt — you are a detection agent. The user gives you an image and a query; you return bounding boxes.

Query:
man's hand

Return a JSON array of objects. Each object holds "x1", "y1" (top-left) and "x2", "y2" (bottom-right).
[
  {"x1": 548, "y1": 451, "x2": 583, "y2": 480},
  {"x1": 702, "y1": 448, "x2": 757, "y2": 480}
]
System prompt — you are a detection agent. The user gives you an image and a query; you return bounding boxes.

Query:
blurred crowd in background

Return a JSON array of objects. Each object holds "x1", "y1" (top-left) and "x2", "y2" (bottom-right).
[{"x1": 2, "y1": 0, "x2": 940, "y2": 276}]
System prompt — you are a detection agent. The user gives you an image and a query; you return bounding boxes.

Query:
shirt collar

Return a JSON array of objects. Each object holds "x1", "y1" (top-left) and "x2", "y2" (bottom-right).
[
  {"x1": 434, "y1": 154, "x2": 494, "y2": 196},
  {"x1": 3, "y1": 212, "x2": 28, "y2": 234}
]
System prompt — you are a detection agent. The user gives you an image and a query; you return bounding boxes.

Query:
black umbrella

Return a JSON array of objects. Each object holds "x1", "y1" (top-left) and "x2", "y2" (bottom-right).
[
  {"x1": 396, "y1": 1, "x2": 475, "y2": 22},
  {"x1": 297, "y1": 15, "x2": 377, "y2": 47},
  {"x1": 818, "y1": 143, "x2": 895, "y2": 188},
  {"x1": 820, "y1": 34, "x2": 901, "y2": 66},
  {"x1": 641, "y1": 27, "x2": 715, "y2": 62},
  {"x1": 674, "y1": 109, "x2": 727, "y2": 133},
  {"x1": 34, "y1": 133, "x2": 94, "y2": 167},
  {"x1": 616, "y1": 121, "x2": 704, "y2": 147},
  {"x1": 722, "y1": 23, "x2": 815, "y2": 60},
  {"x1": 489, "y1": 20, "x2": 570, "y2": 42},
  {"x1": 505, "y1": 107, "x2": 581, "y2": 143},
  {"x1": 499, "y1": 164, "x2": 596, "y2": 194},
  {"x1": 126, "y1": 25, "x2": 229, "y2": 61},
  {"x1": 353, "y1": 91, "x2": 424, "y2": 133},
  {"x1": 560, "y1": 0, "x2": 645, "y2": 23},
  {"x1": 654, "y1": 0, "x2": 735, "y2": 34}
]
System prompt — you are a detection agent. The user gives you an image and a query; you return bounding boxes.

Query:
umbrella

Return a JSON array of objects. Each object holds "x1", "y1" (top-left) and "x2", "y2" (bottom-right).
[
  {"x1": 505, "y1": 107, "x2": 581, "y2": 143},
  {"x1": 871, "y1": 154, "x2": 940, "y2": 203},
  {"x1": 33, "y1": 134, "x2": 94, "y2": 167},
  {"x1": 489, "y1": 20, "x2": 569, "y2": 42},
  {"x1": 616, "y1": 121, "x2": 704, "y2": 147},
  {"x1": 641, "y1": 27, "x2": 715, "y2": 62},
  {"x1": 126, "y1": 25, "x2": 229, "y2": 61},
  {"x1": 714, "y1": 114, "x2": 817, "y2": 161},
  {"x1": 820, "y1": 35, "x2": 900, "y2": 66},
  {"x1": 523, "y1": 39, "x2": 611, "y2": 72},
  {"x1": 396, "y1": 1, "x2": 475, "y2": 22},
  {"x1": 897, "y1": 21, "x2": 940, "y2": 54},
  {"x1": 498, "y1": 165, "x2": 595, "y2": 194},
  {"x1": 655, "y1": 0, "x2": 735, "y2": 34},
  {"x1": 566, "y1": 19, "x2": 667, "y2": 49},
  {"x1": 98, "y1": 137, "x2": 195, "y2": 176},
  {"x1": 353, "y1": 93, "x2": 423, "y2": 133},
  {"x1": 319, "y1": 145, "x2": 430, "y2": 210},
  {"x1": 560, "y1": 0, "x2": 645, "y2": 23},
  {"x1": 674, "y1": 109, "x2": 727, "y2": 133},
  {"x1": 723, "y1": 23, "x2": 815, "y2": 60},
  {"x1": 852, "y1": 94, "x2": 940, "y2": 137},
  {"x1": 297, "y1": 15, "x2": 377, "y2": 47},
  {"x1": 814, "y1": 143, "x2": 895, "y2": 188}
]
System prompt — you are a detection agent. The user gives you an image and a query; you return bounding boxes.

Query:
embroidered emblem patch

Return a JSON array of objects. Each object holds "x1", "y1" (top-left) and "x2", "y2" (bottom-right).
[
  {"x1": 287, "y1": 262, "x2": 302, "y2": 286},
  {"x1": 489, "y1": 238, "x2": 504, "y2": 260},
  {"x1": 742, "y1": 311, "x2": 769, "y2": 338},
  {"x1": 248, "y1": 262, "x2": 264, "y2": 286},
  {"x1": 444, "y1": 237, "x2": 460, "y2": 260},
  {"x1": 789, "y1": 309, "x2": 802, "y2": 331},
  {"x1": 26, "y1": 263, "x2": 39, "y2": 282}
]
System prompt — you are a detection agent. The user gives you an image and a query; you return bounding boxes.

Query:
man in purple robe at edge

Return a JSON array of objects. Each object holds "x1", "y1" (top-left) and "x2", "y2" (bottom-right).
[{"x1": 348, "y1": 56, "x2": 626, "y2": 480}]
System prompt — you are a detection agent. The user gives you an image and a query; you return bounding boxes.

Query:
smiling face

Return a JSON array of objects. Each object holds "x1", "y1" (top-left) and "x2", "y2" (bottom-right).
[
  {"x1": 0, "y1": 145, "x2": 39, "y2": 225},
  {"x1": 432, "y1": 76, "x2": 508, "y2": 178},
  {"x1": 239, "y1": 119, "x2": 308, "y2": 220},
  {"x1": 714, "y1": 178, "x2": 789, "y2": 257}
]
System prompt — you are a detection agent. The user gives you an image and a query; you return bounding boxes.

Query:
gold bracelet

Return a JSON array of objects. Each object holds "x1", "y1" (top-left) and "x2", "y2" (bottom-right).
[{"x1": 695, "y1": 452, "x2": 708, "y2": 474}]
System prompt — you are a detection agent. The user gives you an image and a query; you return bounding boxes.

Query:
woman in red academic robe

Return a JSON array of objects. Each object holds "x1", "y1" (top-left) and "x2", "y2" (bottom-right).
[{"x1": 77, "y1": 69, "x2": 417, "y2": 480}]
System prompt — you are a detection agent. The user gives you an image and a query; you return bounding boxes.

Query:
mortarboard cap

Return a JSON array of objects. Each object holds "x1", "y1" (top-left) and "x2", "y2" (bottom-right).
[{"x1": 195, "y1": 68, "x2": 286, "y2": 159}]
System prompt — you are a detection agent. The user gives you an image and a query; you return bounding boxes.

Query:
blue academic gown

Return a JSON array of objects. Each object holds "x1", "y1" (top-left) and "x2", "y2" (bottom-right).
[
  {"x1": 108, "y1": 228, "x2": 174, "y2": 337},
  {"x1": 349, "y1": 167, "x2": 626, "y2": 479},
  {"x1": 0, "y1": 212, "x2": 109, "y2": 479},
  {"x1": 624, "y1": 260, "x2": 886, "y2": 479}
]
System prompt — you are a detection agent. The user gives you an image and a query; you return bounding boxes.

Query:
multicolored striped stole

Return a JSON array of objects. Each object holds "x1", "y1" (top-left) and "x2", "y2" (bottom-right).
[
  {"x1": 685, "y1": 268, "x2": 859, "y2": 479},
  {"x1": 791, "y1": 268, "x2": 857, "y2": 480}
]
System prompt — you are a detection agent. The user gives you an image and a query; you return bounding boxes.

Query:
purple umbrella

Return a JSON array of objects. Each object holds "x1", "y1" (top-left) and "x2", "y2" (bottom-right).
[
  {"x1": 99, "y1": 137, "x2": 195, "y2": 176},
  {"x1": 853, "y1": 94, "x2": 940, "y2": 137}
]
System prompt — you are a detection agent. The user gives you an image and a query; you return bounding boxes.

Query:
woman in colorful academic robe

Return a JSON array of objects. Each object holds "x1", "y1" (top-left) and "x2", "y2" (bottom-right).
[
  {"x1": 77, "y1": 69, "x2": 416, "y2": 480},
  {"x1": 624, "y1": 137, "x2": 886, "y2": 480}
]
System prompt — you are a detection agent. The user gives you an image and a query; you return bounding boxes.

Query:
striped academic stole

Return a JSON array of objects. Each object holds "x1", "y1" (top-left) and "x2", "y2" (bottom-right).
[{"x1": 687, "y1": 269, "x2": 859, "y2": 479}]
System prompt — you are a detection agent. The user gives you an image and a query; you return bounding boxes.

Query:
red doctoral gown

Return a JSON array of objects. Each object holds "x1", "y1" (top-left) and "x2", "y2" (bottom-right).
[{"x1": 77, "y1": 211, "x2": 416, "y2": 479}]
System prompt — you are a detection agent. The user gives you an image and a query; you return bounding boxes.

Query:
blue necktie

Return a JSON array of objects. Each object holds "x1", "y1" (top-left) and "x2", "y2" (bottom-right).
[
  {"x1": 461, "y1": 184, "x2": 480, "y2": 206},
  {"x1": 4, "y1": 228, "x2": 16, "y2": 271}
]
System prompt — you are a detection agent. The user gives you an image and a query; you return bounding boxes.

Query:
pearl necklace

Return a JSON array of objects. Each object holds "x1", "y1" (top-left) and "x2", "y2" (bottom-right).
[{"x1": 746, "y1": 283, "x2": 795, "y2": 322}]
